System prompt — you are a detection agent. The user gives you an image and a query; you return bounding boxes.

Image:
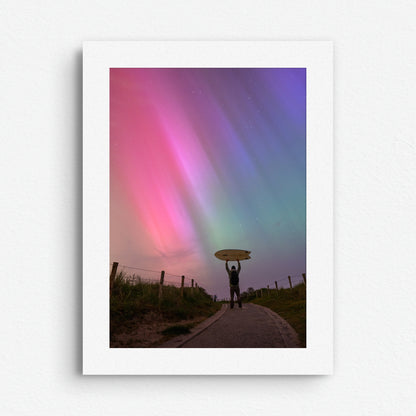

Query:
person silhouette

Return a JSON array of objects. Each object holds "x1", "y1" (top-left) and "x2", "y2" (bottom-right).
[{"x1": 226, "y1": 260, "x2": 242, "y2": 308}]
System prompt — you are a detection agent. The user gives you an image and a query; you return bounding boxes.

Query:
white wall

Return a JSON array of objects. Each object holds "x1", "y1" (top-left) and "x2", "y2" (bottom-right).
[{"x1": 1, "y1": 1, "x2": 415, "y2": 414}]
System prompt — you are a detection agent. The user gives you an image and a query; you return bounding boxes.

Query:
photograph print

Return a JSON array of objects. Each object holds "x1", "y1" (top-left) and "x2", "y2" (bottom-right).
[{"x1": 109, "y1": 67, "x2": 306, "y2": 349}]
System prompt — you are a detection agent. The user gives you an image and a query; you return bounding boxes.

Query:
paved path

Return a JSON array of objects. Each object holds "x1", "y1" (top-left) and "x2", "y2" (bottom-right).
[{"x1": 175, "y1": 303, "x2": 299, "y2": 348}]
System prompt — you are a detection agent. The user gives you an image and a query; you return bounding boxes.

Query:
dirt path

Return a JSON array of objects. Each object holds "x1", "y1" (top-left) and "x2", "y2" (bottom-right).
[{"x1": 174, "y1": 303, "x2": 300, "y2": 348}]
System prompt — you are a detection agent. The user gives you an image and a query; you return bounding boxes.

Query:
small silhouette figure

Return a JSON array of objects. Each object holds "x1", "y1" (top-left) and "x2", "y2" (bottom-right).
[{"x1": 226, "y1": 260, "x2": 242, "y2": 308}]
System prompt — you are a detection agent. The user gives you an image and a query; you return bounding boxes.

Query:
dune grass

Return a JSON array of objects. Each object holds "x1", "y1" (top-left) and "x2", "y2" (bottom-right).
[
  {"x1": 161, "y1": 324, "x2": 192, "y2": 336},
  {"x1": 110, "y1": 272, "x2": 220, "y2": 345}
]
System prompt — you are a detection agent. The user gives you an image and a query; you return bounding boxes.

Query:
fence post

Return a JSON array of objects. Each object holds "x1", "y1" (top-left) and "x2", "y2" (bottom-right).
[
  {"x1": 302, "y1": 273, "x2": 306, "y2": 285},
  {"x1": 110, "y1": 262, "x2": 119, "y2": 295},
  {"x1": 288, "y1": 275, "x2": 292, "y2": 289},
  {"x1": 191, "y1": 278, "x2": 194, "y2": 294},
  {"x1": 159, "y1": 270, "x2": 165, "y2": 302},
  {"x1": 275, "y1": 281, "x2": 278, "y2": 290},
  {"x1": 267, "y1": 285, "x2": 270, "y2": 296},
  {"x1": 181, "y1": 275, "x2": 185, "y2": 297}
]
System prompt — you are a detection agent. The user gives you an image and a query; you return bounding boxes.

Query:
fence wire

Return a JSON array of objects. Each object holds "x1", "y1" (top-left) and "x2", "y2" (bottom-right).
[
  {"x1": 112, "y1": 261, "x2": 305, "y2": 292},
  {"x1": 115, "y1": 263, "x2": 194, "y2": 287}
]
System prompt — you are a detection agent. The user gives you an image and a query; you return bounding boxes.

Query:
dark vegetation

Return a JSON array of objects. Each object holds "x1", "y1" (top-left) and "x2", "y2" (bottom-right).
[
  {"x1": 161, "y1": 325, "x2": 192, "y2": 336},
  {"x1": 110, "y1": 272, "x2": 220, "y2": 346}
]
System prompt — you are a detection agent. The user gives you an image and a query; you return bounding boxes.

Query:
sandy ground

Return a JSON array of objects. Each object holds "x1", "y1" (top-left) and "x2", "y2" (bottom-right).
[{"x1": 110, "y1": 312, "x2": 207, "y2": 348}]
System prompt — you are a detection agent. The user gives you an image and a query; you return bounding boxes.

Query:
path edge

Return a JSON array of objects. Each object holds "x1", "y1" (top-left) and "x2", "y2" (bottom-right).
[
  {"x1": 250, "y1": 303, "x2": 301, "y2": 348},
  {"x1": 158, "y1": 303, "x2": 228, "y2": 348}
]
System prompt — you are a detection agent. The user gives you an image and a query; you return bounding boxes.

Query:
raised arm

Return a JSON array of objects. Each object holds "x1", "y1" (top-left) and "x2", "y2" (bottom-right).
[
  {"x1": 237, "y1": 260, "x2": 241, "y2": 273},
  {"x1": 225, "y1": 260, "x2": 230, "y2": 273}
]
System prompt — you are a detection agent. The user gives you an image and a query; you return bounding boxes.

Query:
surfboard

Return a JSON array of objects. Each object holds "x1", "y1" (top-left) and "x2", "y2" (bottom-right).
[{"x1": 214, "y1": 249, "x2": 251, "y2": 261}]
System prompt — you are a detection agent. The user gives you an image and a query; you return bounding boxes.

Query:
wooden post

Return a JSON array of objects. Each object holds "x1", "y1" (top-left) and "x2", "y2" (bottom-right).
[
  {"x1": 110, "y1": 262, "x2": 118, "y2": 295},
  {"x1": 288, "y1": 275, "x2": 292, "y2": 289},
  {"x1": 275, "y1": 281, "x2": 278, "y2": 290},
  {"x1": 302, "y1": 273, "x2": 306, "y2": 285},
  {"x1": 159, "y1": 270, "x2": 165, "y2": 302},
  {"x1": 180, "y1": 275, "x2": 185, "y2": 297},
  {"x1": 191, "y1": 278, "x2": 194, "y2": 294},
  {"x1": 267, "y1": 285, "x2": 270, "y2": 296}
]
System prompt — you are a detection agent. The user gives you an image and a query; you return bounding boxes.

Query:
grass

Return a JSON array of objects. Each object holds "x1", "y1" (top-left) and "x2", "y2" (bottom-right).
[
  {"x1": 161, "y1": 324, "x2": 191, "y2": 336},
  {"x1": 110, "y1": 271, "x2": 220, "y2": 346},
  {"x1": 248, "y1": 284, "x2": 306, "y2": 347}
]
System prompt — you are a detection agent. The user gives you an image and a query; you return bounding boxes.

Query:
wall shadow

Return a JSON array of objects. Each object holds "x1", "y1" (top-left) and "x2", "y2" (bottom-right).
[{"x1": 74, "y1": 49, "x2": 83, "y2": 375}]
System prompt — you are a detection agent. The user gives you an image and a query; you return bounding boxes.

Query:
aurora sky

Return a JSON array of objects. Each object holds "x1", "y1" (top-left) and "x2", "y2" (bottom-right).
[{"x1": 110, "y1": 68, "x2": 306, "y2": 298}]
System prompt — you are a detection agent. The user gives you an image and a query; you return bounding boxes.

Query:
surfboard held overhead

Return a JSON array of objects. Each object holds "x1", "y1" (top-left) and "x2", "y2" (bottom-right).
[{"x1": 214, "y1": 249, "x2": 251, "y2": 261}]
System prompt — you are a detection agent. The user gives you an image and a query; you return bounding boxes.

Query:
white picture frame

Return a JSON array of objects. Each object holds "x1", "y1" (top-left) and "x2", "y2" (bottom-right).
[{"x1": 83, "y1": 41, "x2": 333, "y2": 375}]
